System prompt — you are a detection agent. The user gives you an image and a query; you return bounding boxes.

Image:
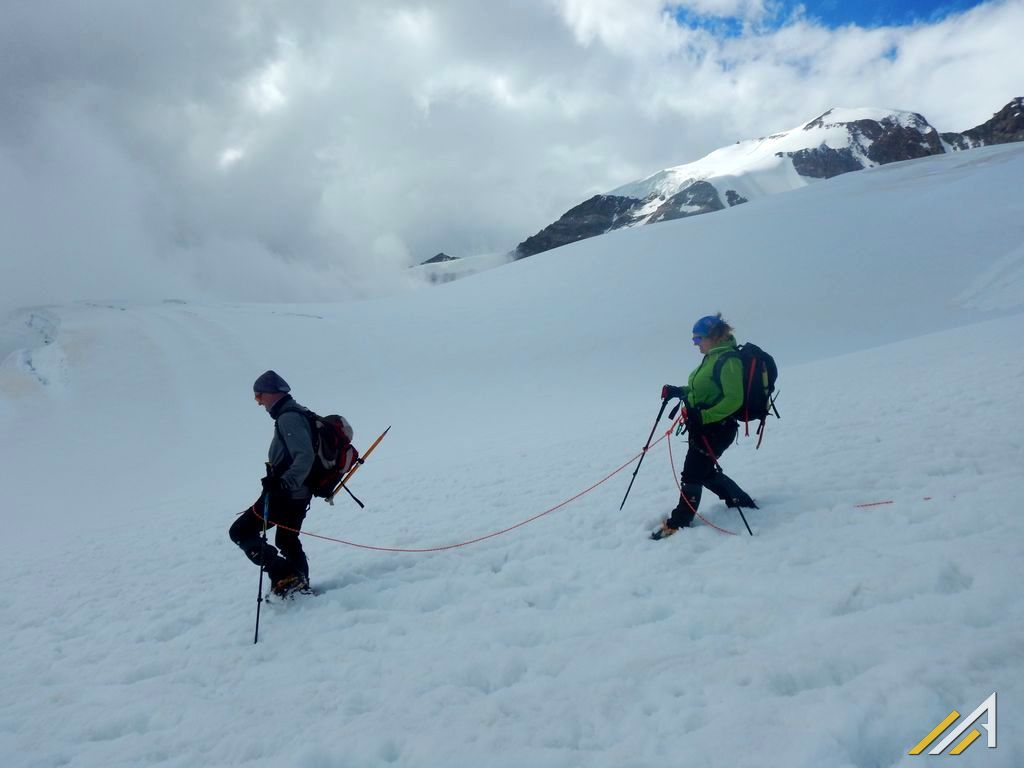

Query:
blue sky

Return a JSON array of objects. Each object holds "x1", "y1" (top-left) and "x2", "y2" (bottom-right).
[
  {"x1": 674, "y1": 0, "x2": 992, "y2": 32},
  {"x1": 794, "y1": 0, "x2": 990, "y2": 28}
]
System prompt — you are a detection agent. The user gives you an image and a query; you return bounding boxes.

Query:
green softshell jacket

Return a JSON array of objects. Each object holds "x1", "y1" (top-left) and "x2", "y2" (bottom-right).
[{"x1": 681, "y1": 337, "x2": 743, "y2": 425}]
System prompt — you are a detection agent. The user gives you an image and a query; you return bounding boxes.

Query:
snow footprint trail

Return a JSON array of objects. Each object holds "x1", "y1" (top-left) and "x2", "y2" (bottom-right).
[
  {"x1": 1, "y1": 533, "x2": 234, "y2": 766},
  {"x1": 955, "y1": 241, "x2": 1024, "y2": 312},
  {"x1": 3, "y1": 318, "x2": 1023, "y2": 768},
  {"x1": 0, "y1": 307, "x2": 60, "y2": 362},
  {"x1": 0, "y1": 308, "x2": 66, "y2": 393}
]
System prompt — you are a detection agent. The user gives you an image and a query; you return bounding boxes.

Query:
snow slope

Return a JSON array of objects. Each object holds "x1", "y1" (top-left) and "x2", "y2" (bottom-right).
[{"x1": 2, "y1": 143, "x2": 1024, "y2": 767}]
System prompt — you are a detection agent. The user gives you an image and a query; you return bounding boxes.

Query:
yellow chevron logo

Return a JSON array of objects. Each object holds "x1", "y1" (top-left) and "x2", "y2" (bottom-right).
[{"x1": 909, "y1": 692, "x2": 997, "y2": 756}]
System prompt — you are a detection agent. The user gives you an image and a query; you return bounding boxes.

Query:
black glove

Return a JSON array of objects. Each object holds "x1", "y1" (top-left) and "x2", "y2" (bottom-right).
[
  {"x1": 683, "y1": 405, "x2": 704, "y2": 433},
  {"x1": 661, "y1": 385, "x2": 684, "y2": 401},
  {"x1": 261, "y1": 475, "x2": 281, "y2": 496}
]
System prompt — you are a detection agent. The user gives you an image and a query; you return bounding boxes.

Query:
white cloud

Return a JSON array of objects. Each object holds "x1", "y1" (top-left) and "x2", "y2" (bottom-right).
[
  {"x1": 0, "y1": 0, "x2": 1021, "y2": 315},
  {"x1": 676, "y1": 0, "x2": 772, "y2": 22},
  {"x1": 556, "y1": 0, "x2": 685, "y2": 54},
  {"x1": 218, "y1": 147, "x2": 246, "y2": 169},
  {"x1": 246, "y1": 56, "x2": 289, "y2": 114},
  {"x1": 389, "y1": 6, "x2": 439, "y2": 48}
]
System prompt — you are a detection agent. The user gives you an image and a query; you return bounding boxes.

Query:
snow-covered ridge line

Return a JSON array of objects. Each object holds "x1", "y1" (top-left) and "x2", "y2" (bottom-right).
[
  {"x1": 508, "y1": 98, "x2": 1023, "y2": 263},
  {"x1": 608, "y1": 106, "x2": 932, "y2": 201}
]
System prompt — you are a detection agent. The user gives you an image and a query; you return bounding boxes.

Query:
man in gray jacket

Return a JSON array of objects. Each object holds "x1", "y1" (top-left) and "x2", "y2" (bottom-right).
[{"x1": 229, "y1": 370, "x2": 314, "y2": 597}]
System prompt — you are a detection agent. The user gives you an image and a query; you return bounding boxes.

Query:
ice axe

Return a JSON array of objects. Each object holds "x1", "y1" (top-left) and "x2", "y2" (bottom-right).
[{"x1": 327, "y1": 425, "x2": 391, "y2": 506}]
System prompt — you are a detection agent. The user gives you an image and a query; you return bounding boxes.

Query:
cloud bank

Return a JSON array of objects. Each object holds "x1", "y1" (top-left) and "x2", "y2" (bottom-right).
[{"x1": 1, "y1": 0, "x2": 1021, "y2": 314}]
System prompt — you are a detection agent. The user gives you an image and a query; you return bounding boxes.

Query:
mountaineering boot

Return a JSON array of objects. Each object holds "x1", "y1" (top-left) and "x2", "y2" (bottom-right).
[
  {"x1": 651, "y1": 484, "x2": 703, "y2": 540},
  {"x1": 725, "y1": 496, "x2": 758, "y2": 509},
  {"x1": 703, "y1": 470, "x2": 758, "y2": 509},
  {"x1": 271, "y1": 574, "x2": 309, "y2": 599},
  {"x1": 668, "y1": 484, "x2": 702, "y2": 528},
  {"x1": 650, "y1": 520, "x2": 680, "y2": 540}
]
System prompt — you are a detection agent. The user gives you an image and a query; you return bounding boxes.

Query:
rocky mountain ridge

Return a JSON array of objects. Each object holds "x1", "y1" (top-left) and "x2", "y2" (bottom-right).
[{"x1": 512, "y1": 98, "x2": 1023, "y2": 260}]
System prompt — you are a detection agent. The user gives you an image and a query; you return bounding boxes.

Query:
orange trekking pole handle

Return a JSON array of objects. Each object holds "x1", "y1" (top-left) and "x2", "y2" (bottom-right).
[{"x1": 327, "y1": 425, "x2": 391, "y2": 503}]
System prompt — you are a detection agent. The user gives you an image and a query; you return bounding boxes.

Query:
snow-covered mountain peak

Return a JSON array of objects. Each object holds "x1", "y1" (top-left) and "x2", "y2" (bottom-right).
[
  {"x1": 512, "y1": 101, "x2": 1024, "y2": 262},
  {"x1": 801, "y1": 106, "x2": 931, "y2": 131},
  {"x1": 609, "y1": 106, "x2": 935, "y2": 203}
]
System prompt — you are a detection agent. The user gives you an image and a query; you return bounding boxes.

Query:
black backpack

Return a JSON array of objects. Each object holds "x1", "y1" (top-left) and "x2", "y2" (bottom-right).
[
  {"x1": 276, "y1": 408, "x2": 360, "y2": 498},
  {"x1": 712, "y1": 343, "x2": 779, "y2": 444}
]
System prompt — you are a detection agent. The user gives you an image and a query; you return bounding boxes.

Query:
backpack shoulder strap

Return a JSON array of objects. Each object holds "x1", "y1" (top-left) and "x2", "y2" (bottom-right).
[
  {"x1": 711, "y1": 346, "x2": 741, "y2": 387},
  {"x1": 273, "y1": 404, "x2": 316, "y2": 462},
  {"x1": 273, "y1": 418, "x2": 289, "y2": 463},
  {"x1": 705, "y1": 347, "x2": 741, "y2": 412}
]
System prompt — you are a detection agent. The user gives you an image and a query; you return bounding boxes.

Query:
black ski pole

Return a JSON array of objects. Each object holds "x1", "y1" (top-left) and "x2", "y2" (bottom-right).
[
  {"x1": 736, "y1": 507, "x2": 753, "y2": 536},
  {"x1": 619, "y1": 398, "x2": 670, "y2": 511},
  {"x1": 253, "y1": 492, "x2": 270, "y2": 645}
]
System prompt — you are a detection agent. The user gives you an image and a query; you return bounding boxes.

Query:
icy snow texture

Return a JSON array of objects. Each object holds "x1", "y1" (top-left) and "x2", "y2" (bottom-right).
[{"x1": 1, "y1": 143, "x2": 1023, "y2": 767}]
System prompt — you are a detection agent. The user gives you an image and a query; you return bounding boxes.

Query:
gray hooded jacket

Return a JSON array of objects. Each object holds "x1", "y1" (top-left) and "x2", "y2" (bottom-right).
[{"x1": 267, "y1": 395, "x2": 314, "y2": 500}]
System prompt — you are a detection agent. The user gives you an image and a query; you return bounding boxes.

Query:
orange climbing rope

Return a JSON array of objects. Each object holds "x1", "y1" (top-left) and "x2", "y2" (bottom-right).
[{"x1": 249, "y1": 430, "x2": 675, "y2": 553}]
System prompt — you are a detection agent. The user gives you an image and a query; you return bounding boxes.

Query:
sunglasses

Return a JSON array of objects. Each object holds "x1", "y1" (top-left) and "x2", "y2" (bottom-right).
[{"x1": 692, "y1": 335, "x2": 704, "y2": 345}]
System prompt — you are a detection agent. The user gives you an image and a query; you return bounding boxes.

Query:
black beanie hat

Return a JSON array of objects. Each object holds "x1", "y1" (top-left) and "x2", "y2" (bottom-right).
[{"x1": 253, "y1": 370, "x2": 290, "y2": 394}]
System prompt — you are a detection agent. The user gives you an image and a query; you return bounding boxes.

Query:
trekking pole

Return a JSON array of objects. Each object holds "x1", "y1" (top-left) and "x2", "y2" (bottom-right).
[
  {"x1": 619, "y1": 398, "x2": 670, "y2": 511},
  {"x1": 736, "y1": 507, "x2": 753, "y2": 537},
  {"x1": 253, "y1": 491, "x2": 270, "y2": 644},
  {"x1": 327, "y1": 425, "x2": 391, "y2": 505}
]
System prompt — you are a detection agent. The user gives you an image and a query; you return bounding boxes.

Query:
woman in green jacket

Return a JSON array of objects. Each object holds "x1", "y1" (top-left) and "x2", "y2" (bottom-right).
[{"x1": 652, "y1": 313, "x2": 757, "y2": 540}]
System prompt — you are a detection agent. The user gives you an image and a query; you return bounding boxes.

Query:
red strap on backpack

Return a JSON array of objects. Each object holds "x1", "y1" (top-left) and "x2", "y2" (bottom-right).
[{"x1": 743, "y1": 358, "x2": 757, "y2": 436}]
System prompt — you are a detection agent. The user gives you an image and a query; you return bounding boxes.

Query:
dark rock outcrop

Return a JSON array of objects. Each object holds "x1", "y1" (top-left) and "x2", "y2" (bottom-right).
[
  {"x1": 725, "y1": 190, "x2": 748, "y2": 206},
  {"x1": 514, "y1": 194, "x2": 640, "y2": 259},
  {"x1": 420, "y1": 252, "x2": 459, "y2": 265},
  {"x1": 647, "y1": 181, "x2": 724, "y2": 223},
  {"x1": 792, "y1": 110, "x2": 943, "y2": 177},
  {"x1": 942, "y1": 97, "x2": 1024, "y2": 149},
  {"x1": 863, "y1": 119, "x2": 943, "y2": 163},
  {"x1": 790, "y1": 146, "x2": 864, "y2": 179}
]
